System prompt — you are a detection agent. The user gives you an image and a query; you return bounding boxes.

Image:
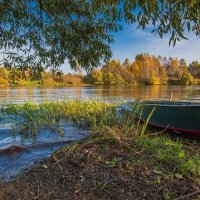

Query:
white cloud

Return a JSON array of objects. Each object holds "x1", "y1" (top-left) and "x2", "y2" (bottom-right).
[
  {"x1": 112, "y1": 26, "x2": 200, "y2": 64},
  {"x1": 144, "y1": 35, "x2": 199, "y2": 64}
]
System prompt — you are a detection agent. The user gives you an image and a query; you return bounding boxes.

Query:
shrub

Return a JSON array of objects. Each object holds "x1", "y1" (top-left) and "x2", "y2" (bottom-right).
[{"x1": 181, "y1": 73, "x2": 193, "y2": 85}]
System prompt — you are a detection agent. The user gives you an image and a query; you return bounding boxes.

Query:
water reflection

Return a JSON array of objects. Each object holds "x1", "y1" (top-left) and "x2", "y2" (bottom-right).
[{"x1": 1, "y1": 85, "x2": 200, "y2": 103}]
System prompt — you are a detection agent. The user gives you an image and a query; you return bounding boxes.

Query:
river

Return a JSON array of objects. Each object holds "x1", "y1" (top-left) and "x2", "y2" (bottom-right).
[{"x1": 1, "y1": 85, "x2": 200, "y2": 103}]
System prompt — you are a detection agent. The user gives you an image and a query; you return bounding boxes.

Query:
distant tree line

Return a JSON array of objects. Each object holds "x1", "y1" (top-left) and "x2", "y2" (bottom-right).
[
  {"x1": 0, "y1": 66, "x2": 82, "y2": 86},
  {"x1": 84, "y1": 54, "x2": 200, "y2": 85},
  {"x1": 0, "y1": 53, "x2": 199, "y2": 86}
]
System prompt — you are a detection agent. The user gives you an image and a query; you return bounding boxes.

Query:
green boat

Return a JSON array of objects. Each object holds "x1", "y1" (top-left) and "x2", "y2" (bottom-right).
[{"x1": 121, "y1": 101, "x2": 200, "y2": 135}]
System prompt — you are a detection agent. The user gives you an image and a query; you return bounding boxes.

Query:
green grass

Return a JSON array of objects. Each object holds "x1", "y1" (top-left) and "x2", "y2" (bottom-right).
[
  {"x1": 1, "y1": 100, "x2": 141, "y2": 136},
  {"x1": 1, "y1": 100, "x2": 118, "y2": 136},
  {"x1": 137, "y1": 135, "x2": 200, "y2": 178}
]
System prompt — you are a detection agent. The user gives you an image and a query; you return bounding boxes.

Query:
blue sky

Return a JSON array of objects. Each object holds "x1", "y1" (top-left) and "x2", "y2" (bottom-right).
[{"x1": 61, "y1": 24, "x2": 200, "y2": 73}]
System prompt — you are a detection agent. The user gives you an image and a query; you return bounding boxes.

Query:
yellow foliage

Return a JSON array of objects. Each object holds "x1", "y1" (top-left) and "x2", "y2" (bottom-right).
[
  {"x1": 17, "y1": 79, "x2": 26, "y2": 86},
  {"x1": 147, "y1": 76, "x2": 161, "y2": 85},
  {"x1": 0, "y1": 77, "x2": 8, "y2": 85},
  {"x1": 181, "y1": 73, "x2": 193, "y2": 85}
]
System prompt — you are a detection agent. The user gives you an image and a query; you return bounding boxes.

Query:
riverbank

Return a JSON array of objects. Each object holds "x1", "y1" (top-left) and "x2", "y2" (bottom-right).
[
  {"x1": 0, "y1": 132, "x2": 200, "y2": 199},
  {"x1": 0, "y1": 81, "x2": 85, "y2": 87},
  {"x1": 0, "y1": 100, "x2": 200, "y2": 199},
  {"x1": 2, "y1": 79, "x2": 200, "y2": 87}
]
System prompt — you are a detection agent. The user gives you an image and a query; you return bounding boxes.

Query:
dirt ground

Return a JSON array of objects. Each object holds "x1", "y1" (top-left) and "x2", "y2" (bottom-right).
[{"x1": 0, "y1": 136, "x2": 199, "y2": 200}]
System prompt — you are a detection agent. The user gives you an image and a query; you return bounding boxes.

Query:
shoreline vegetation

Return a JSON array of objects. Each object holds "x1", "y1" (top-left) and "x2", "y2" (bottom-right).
[
  {"x1": 1, "y1": 54, "x2": 200, "y2": 87},
  {"x1": 0, "y1": 100, "x2": 200, "y2": 199}
]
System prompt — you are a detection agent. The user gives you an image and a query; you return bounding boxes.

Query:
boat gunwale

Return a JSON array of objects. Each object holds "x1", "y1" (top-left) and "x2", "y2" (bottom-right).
[
  {"x1": 128, "y1": 101, "x2": 200, "y2": 108},
  {"x1": 145, "y1": 104, "x2": 200, "y2": 107}
]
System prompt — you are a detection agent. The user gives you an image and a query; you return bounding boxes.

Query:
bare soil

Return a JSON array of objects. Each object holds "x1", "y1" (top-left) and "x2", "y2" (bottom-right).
[{"x1": 0, "y1": 135, "x2": 199, "y2": 200}]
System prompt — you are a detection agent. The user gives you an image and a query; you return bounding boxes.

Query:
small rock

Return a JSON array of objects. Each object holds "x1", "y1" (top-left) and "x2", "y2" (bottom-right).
[{"x1": 42, "y1": 165, "x2": 48, "y2": 169}]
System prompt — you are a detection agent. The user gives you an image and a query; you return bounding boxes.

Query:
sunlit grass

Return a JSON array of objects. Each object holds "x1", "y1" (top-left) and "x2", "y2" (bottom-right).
[{"x1": 137, "y1": 135, "x2": 200, "y2": 178}]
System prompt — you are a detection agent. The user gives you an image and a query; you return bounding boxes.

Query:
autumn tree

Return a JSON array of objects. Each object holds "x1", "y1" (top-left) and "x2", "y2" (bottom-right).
[
  {"x1": 179, "y1": 59, "x2": 188, "y2": 76},
  {"x1": 188, "y1": 61, "x2": 200, "y2": 78},
  {"x1": 0, "y1": 67, "x2": 9, "y2": 79},
  {"x1": 103, "y1": 72, "x2": 115, "y2": 85},
  {"x1": 123, "y1": 59, "x2": 131, "y2": 69},
  {"x1": 181, "y1": 73, "x2": 194, "y2": 85},
  {"x1": 167, "y1": 58, "x2": 180, "y2": 78},
  {"x1": 90, "y1": 70, "x2": 103, "y2": 84}
]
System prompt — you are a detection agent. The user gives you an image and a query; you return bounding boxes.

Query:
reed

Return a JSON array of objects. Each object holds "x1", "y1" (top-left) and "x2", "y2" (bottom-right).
[{"x1": 1, "y1": 99, "x2": 140, "y2": 136}]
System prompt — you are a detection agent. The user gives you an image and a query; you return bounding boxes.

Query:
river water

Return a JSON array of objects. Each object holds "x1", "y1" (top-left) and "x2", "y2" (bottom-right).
[
  {"x1": 1, "y1": 85, "x2": 200, "y2": 103},
  {"x1": 1, "y1": 85, "x2": 200, "y2": 180},
  {"x1": 0, "y1": 120, "x2": 89, "y2": 180}
]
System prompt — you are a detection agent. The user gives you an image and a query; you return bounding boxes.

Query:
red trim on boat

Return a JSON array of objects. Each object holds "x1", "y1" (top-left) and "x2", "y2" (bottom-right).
[{"x1": 148, "y1": 122, "x2": 200, "y2": 135}]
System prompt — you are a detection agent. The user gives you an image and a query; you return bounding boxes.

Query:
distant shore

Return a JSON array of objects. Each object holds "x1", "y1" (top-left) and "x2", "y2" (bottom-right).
[{"x1": 1, "y1": 80, "x2": 200, "y2": 88}]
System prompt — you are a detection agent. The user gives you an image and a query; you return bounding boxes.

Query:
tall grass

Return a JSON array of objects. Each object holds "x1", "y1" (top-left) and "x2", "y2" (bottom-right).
[{"x1": 1, "y1": 99, "x2": 139, "y2": 137}]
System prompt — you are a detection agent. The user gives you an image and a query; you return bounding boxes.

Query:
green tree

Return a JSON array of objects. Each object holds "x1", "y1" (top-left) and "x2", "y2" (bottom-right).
[
  {"x1": 8, "y1": 68, "x2": 20, "y2": 84},
  {"x1": 29, "y1": 66, "x2": 44, "y2": 82},
  {"x1": 181, "y1": 73, "x2": 194, "y2": 85},
  {"x1": 91, "y1": 70, "x2": 103, "y2": 84},
  {"x1": 0, "y1": 0, "x2": 199, "y2": 71},
  {"x1": 189, "y1": 61, "x2": 200, "y2": 78},
  {"x1": 103, "y1": 73, "x2": 115, "y2": 85}
]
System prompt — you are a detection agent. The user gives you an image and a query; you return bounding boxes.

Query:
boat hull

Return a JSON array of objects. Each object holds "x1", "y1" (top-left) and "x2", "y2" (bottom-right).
[{"x1": 128, "y1": 102, "x2": 200, "y2": 135}]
